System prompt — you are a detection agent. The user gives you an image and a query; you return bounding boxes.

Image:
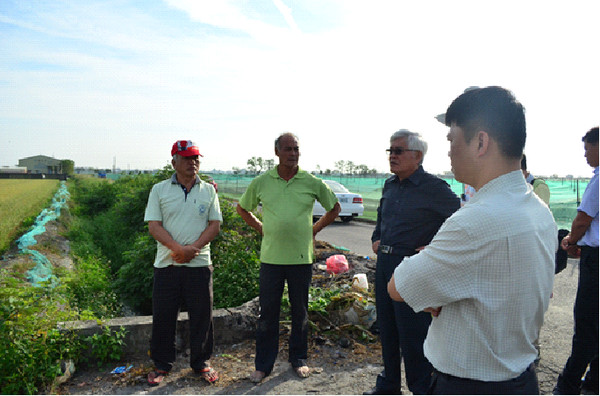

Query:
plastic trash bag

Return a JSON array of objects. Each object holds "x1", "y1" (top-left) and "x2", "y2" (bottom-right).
[{"x1": 326, "y1": 254, "x2": 349, "y2": 274}]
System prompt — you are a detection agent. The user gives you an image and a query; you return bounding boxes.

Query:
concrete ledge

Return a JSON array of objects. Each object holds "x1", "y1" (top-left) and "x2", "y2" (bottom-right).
[{"x1": 59, "y1": 298, "x2": 259, "y2": 358}]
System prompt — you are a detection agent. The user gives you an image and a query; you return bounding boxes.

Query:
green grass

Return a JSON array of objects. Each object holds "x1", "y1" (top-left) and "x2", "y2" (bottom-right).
[{"x1": 0, "y1": 179, "x2": 60, "y2": 255}]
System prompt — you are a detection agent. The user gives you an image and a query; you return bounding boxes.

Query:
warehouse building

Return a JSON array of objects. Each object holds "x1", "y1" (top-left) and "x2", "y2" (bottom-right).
[{"x1": 18, "y1": 155, "x2": 64, "y2": 174}]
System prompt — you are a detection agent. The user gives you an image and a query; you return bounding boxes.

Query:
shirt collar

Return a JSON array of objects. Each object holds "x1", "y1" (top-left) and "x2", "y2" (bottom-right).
[
  {"x1": 470, "y1": 170, "x2": 525, "y2": 203},
  {"x1": 593, "y1": 167, "x2": 599, "y2": 176},
  {"x1": 170, "y1": 173, "x2": 201, "y2": 186},
  {"x1": 267, "y1": 166, "x2": 305, "y2": 180},
  {"x1": 392, "y1": 165, "x2": 425, "y2": 185},
  {"x1": 525, "y1": 173, "x2": 535, "y2": 184}
]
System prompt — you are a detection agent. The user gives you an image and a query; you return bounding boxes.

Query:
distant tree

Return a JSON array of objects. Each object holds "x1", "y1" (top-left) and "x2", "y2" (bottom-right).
[
  {"x1": 357, "y1": 164, "x2": 369, "y2": 175},
  {"x1": 334, "y1": 160, "x2": 346, "y2": 174},
  {"x1": 61, "y1": 159, "x2": 74, "y2": 175},
  {"x1": 346, "y1": 161, "x2": 355, "y2": 175},
  {"x1": 265, "y1": 159, "x2": 275, "y2": 171},
  {"x1": 247, "y1": 157, "x2": 265, "y2": 174},
  {"x1": 232, "y1": 167, "x2": 241, "y2": 175}
]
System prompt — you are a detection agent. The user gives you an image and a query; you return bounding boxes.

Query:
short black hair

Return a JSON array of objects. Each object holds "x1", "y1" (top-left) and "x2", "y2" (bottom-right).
[
  {"x1": 521, "y1": 154, "x2": 527, "y2": 171},
  {"x1": 582, "y1": 127, "x2": 599, "y2": 144},
  {"x1": 445, "y1": 86, "x2": 526, "y2": 159}
]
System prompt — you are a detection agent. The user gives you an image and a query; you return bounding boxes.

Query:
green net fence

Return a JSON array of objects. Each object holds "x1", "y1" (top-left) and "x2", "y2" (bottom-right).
[{"x1": 208, "y1": 173, "x2": 588, "y2": 231}]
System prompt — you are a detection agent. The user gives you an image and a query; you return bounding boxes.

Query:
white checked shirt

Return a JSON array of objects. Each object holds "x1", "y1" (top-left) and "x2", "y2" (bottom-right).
[{"x1": 394, "y1": 171, "x2": 557, "y2": 381}]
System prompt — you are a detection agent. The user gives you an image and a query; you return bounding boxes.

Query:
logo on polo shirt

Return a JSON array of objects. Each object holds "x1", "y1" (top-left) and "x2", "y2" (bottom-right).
[{"x1": 198, "y1": 204, "x2": 207, "y2": 215}]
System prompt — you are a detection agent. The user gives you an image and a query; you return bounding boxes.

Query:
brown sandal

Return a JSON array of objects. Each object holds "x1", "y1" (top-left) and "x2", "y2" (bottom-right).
[{"x1": 197, "y1": 366, "x2": 219, "y2": 384}]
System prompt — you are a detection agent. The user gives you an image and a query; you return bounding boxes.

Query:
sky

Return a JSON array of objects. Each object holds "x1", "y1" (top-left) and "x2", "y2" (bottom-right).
[{"x1": 1, "y1": 0, "x2": 599, "y2": 177}]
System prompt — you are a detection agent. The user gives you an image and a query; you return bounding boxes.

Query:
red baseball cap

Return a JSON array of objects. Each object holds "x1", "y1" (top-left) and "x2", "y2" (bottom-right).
[{"x1": 171, "y1": 140, "x2": 202, "y2": 157}]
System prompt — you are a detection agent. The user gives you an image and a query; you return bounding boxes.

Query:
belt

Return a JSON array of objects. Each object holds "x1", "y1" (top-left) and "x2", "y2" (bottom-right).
[
  {"x1": 580, "y1": 246, "x2": 599, "y2": 252},
  {"x1": 433, "y1": 362, "x2": 535, "y2": 383},
  {"x1": 378, "y1": 244, "x2": 416, "y2": 256}
]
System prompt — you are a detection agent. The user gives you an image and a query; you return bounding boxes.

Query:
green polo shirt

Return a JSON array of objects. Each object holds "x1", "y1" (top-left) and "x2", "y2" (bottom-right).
[
  {"x1": 144, "y1": 174, "x2": 222, "y2": 268},
  {"x1": 239, "y1": 167, "x2": 338, "y2": 264}
]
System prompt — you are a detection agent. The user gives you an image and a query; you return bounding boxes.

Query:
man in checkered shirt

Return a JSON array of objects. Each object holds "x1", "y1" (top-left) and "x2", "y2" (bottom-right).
[{"x1": 388, "y1": 86, "x2": 557, "y2": 394}]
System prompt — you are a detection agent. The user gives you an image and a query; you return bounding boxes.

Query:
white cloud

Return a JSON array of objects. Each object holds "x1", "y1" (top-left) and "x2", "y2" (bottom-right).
[{"x1": 0, "y1": 0, "x2": 598, "y2": 176}]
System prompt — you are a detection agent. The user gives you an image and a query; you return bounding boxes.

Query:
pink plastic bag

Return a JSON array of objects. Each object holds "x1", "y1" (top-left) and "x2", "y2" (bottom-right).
[{"x1": 326, "y1": 254, "x2": 349, "y2": 274}]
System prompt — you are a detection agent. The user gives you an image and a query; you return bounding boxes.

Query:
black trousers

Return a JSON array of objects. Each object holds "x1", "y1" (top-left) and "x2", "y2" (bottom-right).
[
  {"x1": 556, "y1": 246, "x2": 599, "y2": 393},
  {"x1": 150, "y1": 266, "x2": 214, "y2": 372},
  {"x1": 255, "y1": 263, "x2": 313, "y2": 375},
  {"x1": 428, "y1": 364, "x2": 539, "y2": 394},
  {"x1": 375, "y1": 253, "x2": 433, "y2": 394}
]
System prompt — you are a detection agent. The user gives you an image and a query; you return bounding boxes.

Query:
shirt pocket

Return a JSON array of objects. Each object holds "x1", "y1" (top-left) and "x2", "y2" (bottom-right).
[
  {"x1": 196, "y1": 201, "x2": 210, "y2": 218},
  {"x1": 193, "y1": 197, "x2": 211, "y2": 222}
]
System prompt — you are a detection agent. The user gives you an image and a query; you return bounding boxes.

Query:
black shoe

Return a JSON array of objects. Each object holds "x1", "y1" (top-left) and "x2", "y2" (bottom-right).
[
  {"x1": 363, "y1": 387, "x2": 402, "y2": 395},
  {"x1": 581, "y1": 379, "x2": 599, "y2": 395}
]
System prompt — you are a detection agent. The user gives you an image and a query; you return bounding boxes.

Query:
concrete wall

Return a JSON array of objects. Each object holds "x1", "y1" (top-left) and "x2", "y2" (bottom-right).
[{"x1": 58, "y1": 298, "x2": 259, "y2": 359}]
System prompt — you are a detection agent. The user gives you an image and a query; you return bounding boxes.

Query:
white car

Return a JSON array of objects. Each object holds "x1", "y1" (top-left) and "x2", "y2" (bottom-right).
[{"x1": 313, "y1": 180, "x2": 364, "y2": 222}]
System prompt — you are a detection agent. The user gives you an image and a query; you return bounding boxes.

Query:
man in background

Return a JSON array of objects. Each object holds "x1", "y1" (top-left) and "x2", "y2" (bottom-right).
[
  {"x1": 522, "y1": 154, "x2": 550, "y2": 205},
  {"x1": 237, "y1": 132, "x2": 341, "y2": 383},
  {"x1": 365, "y1": 130, "x2": 460, "y2": 395},
  {"x1": 388, "y1": 86, "x2": 557, "y2": 394},
  {"x1": 554, "y1": 126, "x2": 599, "y2": 395},
  {"x1": 521, "y1": 153, "x2": 551, "y2": 366}
]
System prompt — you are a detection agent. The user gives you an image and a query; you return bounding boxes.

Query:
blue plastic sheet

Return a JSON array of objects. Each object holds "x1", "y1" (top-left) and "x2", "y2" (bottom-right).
[{"x1": 18, "y1": 181, "x2": 70, "y2": 287}]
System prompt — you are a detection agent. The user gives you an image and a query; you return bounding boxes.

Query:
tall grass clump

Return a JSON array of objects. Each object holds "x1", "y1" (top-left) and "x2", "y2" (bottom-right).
[
  {"x1": 0, "y1": 179, "x2": 59, "y2": 255},
  {"x1": 0, "y1": 271, "x2": 82, "y2": 394}
]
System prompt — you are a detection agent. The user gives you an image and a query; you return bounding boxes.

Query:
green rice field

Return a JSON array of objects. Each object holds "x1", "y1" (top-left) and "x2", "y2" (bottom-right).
[
  {"x1": 208, "y1": 173, "x2": 588, "y2": 230},
  {"x1": 0, "y1": 179, "x2": 60, "y2": 254}
]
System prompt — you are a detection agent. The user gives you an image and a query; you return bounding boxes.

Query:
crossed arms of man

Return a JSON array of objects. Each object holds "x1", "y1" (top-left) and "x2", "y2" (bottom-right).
[
  {"x1": 387, "y1": 274, "x2": 442, "y2": 317},
  {"x1": 148, "y1": 220, "x2": 221, "y2": 264}
]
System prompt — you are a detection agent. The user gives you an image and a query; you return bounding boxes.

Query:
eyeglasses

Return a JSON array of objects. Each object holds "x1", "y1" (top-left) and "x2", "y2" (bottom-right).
[{"x1": 386, "y1": 147, "x2": 418, "y2": 155}]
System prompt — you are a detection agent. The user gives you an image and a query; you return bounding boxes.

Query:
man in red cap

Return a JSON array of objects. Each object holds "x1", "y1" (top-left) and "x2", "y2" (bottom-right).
[{"x1": 144, "y1": 140, "x2": 222, "y2": 386}]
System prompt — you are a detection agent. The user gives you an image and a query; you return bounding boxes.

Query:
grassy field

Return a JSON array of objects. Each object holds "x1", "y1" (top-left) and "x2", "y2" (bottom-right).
[{"x1": 0, "y1": 179, "x2": 59, "y2": 254}]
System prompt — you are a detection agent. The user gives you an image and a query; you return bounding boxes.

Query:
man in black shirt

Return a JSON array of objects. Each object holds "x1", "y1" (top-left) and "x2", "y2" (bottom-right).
[{"x1": 365, "y1": 130, "x2": 460, "y2": 395}]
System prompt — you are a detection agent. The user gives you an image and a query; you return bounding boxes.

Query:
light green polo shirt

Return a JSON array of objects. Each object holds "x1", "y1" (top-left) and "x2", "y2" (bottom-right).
[
  {"x1": 239, "y1": 167, "x2": 338, "y2": 264},
  {"x1": 144, "y1": 174, "x2": 222, "y2": 268}
]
